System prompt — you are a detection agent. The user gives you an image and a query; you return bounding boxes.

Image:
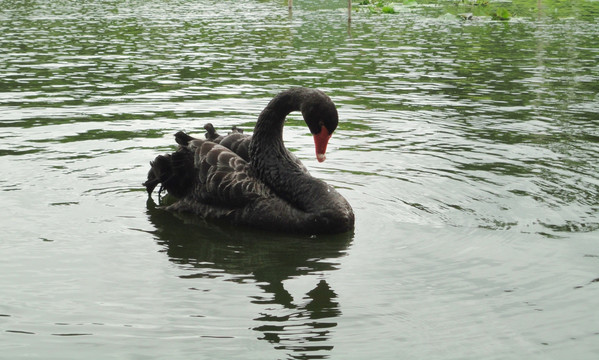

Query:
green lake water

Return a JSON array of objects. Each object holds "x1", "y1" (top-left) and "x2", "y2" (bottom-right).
[{"x1": 1, "y1": 0, "x2": 598, "y2": 359}]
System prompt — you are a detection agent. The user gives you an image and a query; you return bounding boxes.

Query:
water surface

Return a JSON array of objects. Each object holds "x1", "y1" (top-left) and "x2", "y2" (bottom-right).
[{"x1": 1, "y1": 0, "x2": 598, "y2": 359}]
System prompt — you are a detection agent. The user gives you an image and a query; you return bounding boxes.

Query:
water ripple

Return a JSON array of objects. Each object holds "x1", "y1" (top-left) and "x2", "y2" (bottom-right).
[{"x1": 2, "y1": 1, "x2": 599, "y2": 358}]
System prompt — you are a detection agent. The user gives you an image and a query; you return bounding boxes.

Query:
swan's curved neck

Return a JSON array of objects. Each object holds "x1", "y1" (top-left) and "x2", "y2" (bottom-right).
[
  {"x1": 252, "y1": 88, "x2": 307, "y2": 144},
  {"x1": 249, "y1": 88, "x2": 325, "y2": 212}
]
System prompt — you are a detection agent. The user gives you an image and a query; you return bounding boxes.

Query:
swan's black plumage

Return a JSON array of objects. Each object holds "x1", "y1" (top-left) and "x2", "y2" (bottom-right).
[
  {"x1": 175, "y1": 125, "x2": 307, "y2": 172},
  {"x1": 144, "y1": 87, "x2": 354, "y2": 234}
]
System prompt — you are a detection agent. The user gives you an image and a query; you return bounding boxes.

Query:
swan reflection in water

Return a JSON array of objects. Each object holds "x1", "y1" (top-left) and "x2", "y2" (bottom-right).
[{"x1": 146, "y1": 199, "x2": 353, "y2": 358}]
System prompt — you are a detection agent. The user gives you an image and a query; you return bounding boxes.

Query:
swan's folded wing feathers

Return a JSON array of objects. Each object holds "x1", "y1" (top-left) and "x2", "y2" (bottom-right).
[
  {"x1": 219, "y1": 132, "x2": 246, "y2": 149},
  {"x1": 219, "y1": 133, "x2": 251, "y2": 160},
  {"x1": 184, "y1": 126, "x2": 307, "y2": 174},
  {"x1": 203, "y1": 142, "x2": 220, "y2": 165},
  {"x1": 192, "y1": 141, "x2": 215, "y2": 183},
  {"x1": 216, "y1": 151, "x2": 236, "y2": 166},
  {"x1": 192, "y1": 139, "x2": 269, "y2": 207}
]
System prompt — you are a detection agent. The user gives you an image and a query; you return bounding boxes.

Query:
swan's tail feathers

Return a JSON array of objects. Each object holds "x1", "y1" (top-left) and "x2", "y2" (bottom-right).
[
  {"x1": 175, "y1": 131, "x2": 196, "y2": 146},
  {"x1": 143, "y1": 150, "x2": 195, "y2": 199},
  {"x1": 229, "y1": 125, "x2": 243, "y2": 134},
  {"x1": 204, "y1": 123, "x2": 220, "y2": 140}
]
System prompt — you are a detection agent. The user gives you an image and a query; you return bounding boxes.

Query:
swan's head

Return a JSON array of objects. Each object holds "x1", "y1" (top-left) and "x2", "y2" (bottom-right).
[{"x1": 301, "y1": 91, "x2": 339, "y2": 163}]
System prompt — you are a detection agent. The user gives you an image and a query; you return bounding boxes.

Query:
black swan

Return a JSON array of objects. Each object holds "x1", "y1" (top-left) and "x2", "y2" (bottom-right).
[{"x1": 143, "y1": 87, "x2": 355, "y2": 234}]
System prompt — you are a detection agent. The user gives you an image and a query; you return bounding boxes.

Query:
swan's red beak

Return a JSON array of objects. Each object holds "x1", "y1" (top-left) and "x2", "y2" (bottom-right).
[{"x1": 313, "y1": 125, "x2": 331, "y2": 163}]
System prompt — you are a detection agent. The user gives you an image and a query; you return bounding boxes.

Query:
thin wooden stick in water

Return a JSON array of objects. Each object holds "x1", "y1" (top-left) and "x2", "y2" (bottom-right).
[
  {"x1": 348, "y1": 0, "x2": 352, "y2": 24},
  {"x1": 289, "y1": 0, "x2": 293, "y2": 11}
]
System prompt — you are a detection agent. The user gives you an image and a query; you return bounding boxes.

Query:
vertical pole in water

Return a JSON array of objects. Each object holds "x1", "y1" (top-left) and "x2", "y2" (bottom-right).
[
  {"x1": 289, "y1": 0, "x2": 293, "y2": 12},
  {"x1": 348, "y1": 0, "x2": 352, "y2": 24}
]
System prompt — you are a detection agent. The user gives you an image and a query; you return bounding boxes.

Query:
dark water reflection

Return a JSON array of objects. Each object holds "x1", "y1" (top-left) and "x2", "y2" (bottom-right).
[{"x1": 146, "y1": 199, "x2": 352, "y2": 358}]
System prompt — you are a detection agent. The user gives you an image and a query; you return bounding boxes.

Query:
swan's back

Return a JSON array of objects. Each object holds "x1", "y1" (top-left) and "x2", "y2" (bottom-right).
[
  {"x1": 144, "y1": 135, "x2": 333, "y2": 233},
  {"x1": 147, "y1": 137, "x2": 270, "y2": 206},
  {"x1": 175, "y1": 127, "x2": 308, "y2": 174}
]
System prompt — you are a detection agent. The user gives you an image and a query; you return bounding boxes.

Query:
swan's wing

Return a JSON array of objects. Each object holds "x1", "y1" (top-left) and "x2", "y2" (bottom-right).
[
  {"x1": 188, "y1": 139, "x2": 272, "y2": 207},
  {"x1": 218, "y1": 132, "x2": 251, "y2": 161},
  {"x1": 176, "y1": 129, "x2": 309, "y2": 173},
  {"x1": 175, "y1": 129, "x2": 251, "y2": 161}
]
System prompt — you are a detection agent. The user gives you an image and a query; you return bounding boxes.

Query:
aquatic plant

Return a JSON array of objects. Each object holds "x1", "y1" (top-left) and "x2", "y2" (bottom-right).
[
  {"x1": 382, "y1": 5, "x2": 396, "y2": 14},
  {"x1": 351, "y1": 0, "x2": 595, "y2": 20},
  {"x1": 492, "y1": 7, "x2": 512, "y2": 20},
  {"x1": 355, "y1": 0, "x2": 399, "y2": 14}
]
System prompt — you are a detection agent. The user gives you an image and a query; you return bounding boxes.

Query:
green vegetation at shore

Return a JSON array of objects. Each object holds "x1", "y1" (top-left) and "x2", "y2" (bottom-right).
[{"x1": 353, "y1": 0, "x2": 598, "y2": 20}]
